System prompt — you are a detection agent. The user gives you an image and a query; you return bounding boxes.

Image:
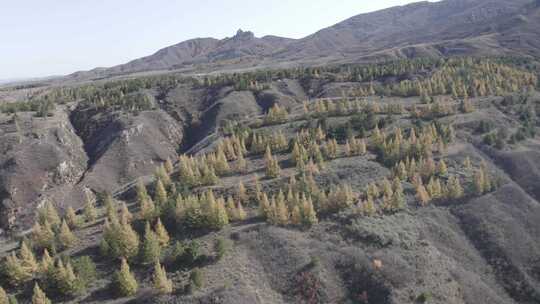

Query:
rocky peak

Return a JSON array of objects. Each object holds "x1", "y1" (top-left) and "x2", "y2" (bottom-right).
[{"x1": 233, "y1": 29, "x2": 255, "y2": 40}]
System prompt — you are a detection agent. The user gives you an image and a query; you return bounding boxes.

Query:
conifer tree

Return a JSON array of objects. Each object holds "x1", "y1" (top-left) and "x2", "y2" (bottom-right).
[
  {"x1": 31, "y1": 283, "x2": 51, "y2": 304},
  {"x1": 38, "y1": 201, "x2": 61, "y2": 228},
  {"x1": 264, "y1": 146, "x2": 281, "y2": 179},
  {"x1": 447, "y1": 175, "x2": 464, "y2": 199},
  {"x1": 302, "y1": 197, "x2": 318, "y2": 226},
  {"x1": 165, "y1": 157, "x2": 174, "y2": 174},
  {"x1": 65, "y1": 206, "x2": 79, "y2": 229},
  {"x1": 438, "y1": 160, "x2": 448, "y2": 176},
  {"x1": 211, "y1": 198, "x2": 229, "y2": 230},
  {"x1": 200, "y1": 164, "x2": 218, "y2": 186},
  {"x1": 225, "y1": 196, "x2": 237, "y2": 221},
  {"x1": 107, "y1": 220, "x2": 140, "y2": 260},
  {"x1": 0, "y1": 287, "x2": 7, "y2": 304},
  {"x1": 155, "y1": 164, "x2": 171, "y2": 186},
  {"x1": 104, "y1": 193, "x2": 117, "y2": 222},
  {"x1": 258, "y1": 192, "x2": 271, "y2": 219},
  {"x1": 463, "y1": 156, "x2": 472, "y2": 170},
  {"x1": 141, "y1": 222, "x2": 161, "y2": 264},
  {"x1": 153, "y1": 261, "x2": 173, "y2": 294},
  {"x1": 140, "y1": 197, "x2": 157, "y2": 221},
  {"x1": 237, "y1": 181, "x2": 248, "y2": 203},
  {"x1": 236, "y1": 152, "x2": 247, "y2": 173},
  {"x1": 83, "y1": 196, "x2": 97, "y2": 223},
  {"x1": 3, "y1": 252, "x2": 31, "y2": 286},
  {"x1": 276, "y1": 198, "x2": 289, "y2": 226},
  {"x1": 290, "y1": 205, "x2": 302, "y2": 226},
  {"x1": 114, "y1": 258, "x2": 138, "y2": 297},
  {"x1": 40, "y1": 249, "x2": 53, "y2": 274},
  {"x1": 362, "y1": 197, "x2": 377, "y2": 216},
  {"x1": 474, "y1": 169, "x2": 486, "y2": 195},
  {"x1": 237, "y1": 201, "x2": 247, "y2": 221},
  {"x1": 154, "y1": 218, "x2": 170, "y2": 246},
  {"x1": 136, "y1": 178, "x2": 149, "y2": 204},
  {"x1": 119, "y1": 202, "x2": 133, "y2": 225},
  {"x1": 416, "y1": 183, "x2": 431, "y2": 207},
  {"x1": 57, "y1": 219, "x2": 77, "y2": 249},
  {"x1": 19, "y1": 242, "x2": 38, "y2": 273},
  {"x1": 31, "y1": 221, "x2": 54, "y2": 251},
  {"x1": 154, "y1": 178, "x2": 168, "y2": 207}
]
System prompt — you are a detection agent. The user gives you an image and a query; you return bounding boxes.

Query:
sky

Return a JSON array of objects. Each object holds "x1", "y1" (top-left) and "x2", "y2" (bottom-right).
[{"x1": 0, "y1": 0, "x2": 421, "y2": 79}]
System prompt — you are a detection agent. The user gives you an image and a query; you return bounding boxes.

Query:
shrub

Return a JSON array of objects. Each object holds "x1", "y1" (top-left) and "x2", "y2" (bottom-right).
[
  {"x1": 189, "y1": 268, "x2": 204, "y2": 290},
  {"x1": 214, "y1": 237, "x2": 232, "y2": 260}
]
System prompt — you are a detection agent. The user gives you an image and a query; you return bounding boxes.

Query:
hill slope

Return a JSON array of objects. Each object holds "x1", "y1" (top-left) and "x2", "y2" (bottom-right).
[{"x1": 71, "y1": 0, "x2": 540, "y2": 79}]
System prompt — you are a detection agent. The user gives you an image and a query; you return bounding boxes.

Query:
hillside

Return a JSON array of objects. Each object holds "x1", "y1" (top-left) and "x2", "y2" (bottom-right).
[
  {"x1": 0, "y1": 57, "x2": 539, "y2": 303},
  {"x1": 68, "y1": 0, "x2": 540, "y2": 80}
]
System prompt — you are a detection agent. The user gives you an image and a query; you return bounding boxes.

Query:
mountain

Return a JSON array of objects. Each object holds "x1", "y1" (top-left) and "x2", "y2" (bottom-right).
[
  {"x1": 70, "y1": 0, "x2": 540, "y2": 80},
  {"x1": 91, "y1": 30, "x2": 296, "y2": 77}
]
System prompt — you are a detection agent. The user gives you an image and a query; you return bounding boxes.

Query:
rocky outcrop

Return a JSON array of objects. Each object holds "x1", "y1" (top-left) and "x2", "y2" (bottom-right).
[{"x1": 0, "y1": 106, "x2": 89, "y2": 230}]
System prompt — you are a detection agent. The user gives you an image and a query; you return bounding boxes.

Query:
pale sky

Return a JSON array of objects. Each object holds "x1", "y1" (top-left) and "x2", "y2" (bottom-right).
[{"x1": 0, "y1": 0, "x2": 422, "y2": 79}]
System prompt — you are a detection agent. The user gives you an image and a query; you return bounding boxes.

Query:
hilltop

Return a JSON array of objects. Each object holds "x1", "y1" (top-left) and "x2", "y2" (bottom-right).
[{"x1": 67, "y1": 0, "x2": 540, "y2": 80}]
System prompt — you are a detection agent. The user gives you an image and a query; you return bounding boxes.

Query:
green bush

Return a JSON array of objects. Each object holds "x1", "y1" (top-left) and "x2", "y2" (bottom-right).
[
  {"x1": 215, "y1": 237, "x2": 232, "y2": 260},
  {"x1": 189, "y1": 268, "x2": 204, "y2": 290}
]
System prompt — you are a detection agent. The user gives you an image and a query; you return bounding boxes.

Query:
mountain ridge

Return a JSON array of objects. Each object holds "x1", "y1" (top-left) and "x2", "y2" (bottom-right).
[{"x1": 69, "y1": 0, "x2": 540, "y2": 79}]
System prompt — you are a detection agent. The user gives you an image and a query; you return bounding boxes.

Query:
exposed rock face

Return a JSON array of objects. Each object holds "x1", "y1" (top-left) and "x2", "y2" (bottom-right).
[
  {"x1": 70, "y1": 108, "x2": 183, "y2": 194},
  {"x1": 0, "y1": 106, "x2": 88, "y2": 230}
]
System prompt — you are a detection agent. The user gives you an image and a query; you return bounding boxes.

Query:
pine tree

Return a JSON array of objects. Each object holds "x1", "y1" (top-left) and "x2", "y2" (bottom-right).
[
  {"x1": 83, "y1": 196, "x2": 97, "y2": 223},
  {"x1": 140, "y1": 197, "x2": 157, "y2": 221},
  {"x1": 30, "y1": 221, "x2": 54, "y2": 251},
  {"x1": 65, "y1": 206, "x2": 79, "y2": 229},
  {"x1": 57, "y1": 219, "x2": 77, "y2": 249},
  {"x1": 225, "y1": 196, "x2": 237, "y2": 221},
  {"x1": 259, "y1": 193, "x2": 271, "y2": 219},
  {"x1": 117, "y1": 222, "x2": 140, "y2": 260},
  {"x1": 237, "y1": 201, "x2": 247, "y2": 221},
  {"x1": 141, "y1": 222, "x2": 161, "y2": 264},
  {"x1": 31, "y1": 283, "x2": 51, "y2": 304},
  {"x1": 38, "y1": 201, "x2": 61, "y2": 228},
  {"x1": 362, "y1": 197, "x2": 377, "y2": 216},
  {"x1": 164, "y1": 157, "x2": 174, "y2": 174},
  {"x1": 155, "y1": 164, "x2": 171, "y2": 186},
  {"x1": 438, "y1": 160, "x2": 448, "y2": 176},
  {"x1": 212, "y1": 198, "x2": 229, "y2": 230},
  {"x1": 276, "y1": 198, "x2": 289, "y2": 226},
  {"x1": 236, "y1": 152, "x2": 247, "y2": 173},
  {"x1": 237, "y1": 181, "x2": 248, "y2": 203},
  {"x1": 447, "y1": 175, "x2": 464, "y2": 199},
  {"x1": 104, "y1": 193, "x2": 117, "y2": 222},
  {"x1": 154, "y1": 218, "x2": 170, "y2": 246},
  {"x1": 463, "y1": 156, "x2": 472, "y2": 170},
  {"x1": 416, "y1": 183, "x2": 431, "y2": 207},
  {"x1": 390, "y1": 181, "x2": 406, "y2": 212},
  {"x1": 114, "y1": 258, "x2": 138, "y2": 297},
  {"x1": 264, "y1": 146, "x2": 281, "y2": 179},
  {"x1": 3, "y1": 252, "x2": 31, "y2": 286},
  {"x1": 154, "y1": 178, "x2": 168, "y2": 207},
  {"x1": 40, "y1": 249, "x2": 53, "y2": 274},
  {"x1": 290, "y1": 205, "x2": 302, "y2": 226},
  {"x1": 119, "y1": 202, "x2": 133, "y2": 225},
  {"x1": 302, "y1": 197, "x2": 318, "y2": 226},
  {"x1": 136, "y1": 178, "x2": 149, "y2": 204},
  {"x1": 474, "y1": 169, "x2": 486, "y2": 195},
  {"x1": 153, "y1": 261, "x2": 173, "y2": 294},
  {"x1": 19, "y1": 242, "x2": 38, "y2": 273},
  {"x1": 0, "y1": 287, "x2": 7, "y2": 304}
]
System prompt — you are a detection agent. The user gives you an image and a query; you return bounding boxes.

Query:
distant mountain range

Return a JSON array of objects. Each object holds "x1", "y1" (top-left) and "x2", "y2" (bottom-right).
[{"x1": 71, "y1": 0, "x2": 540, "y2": 79}]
